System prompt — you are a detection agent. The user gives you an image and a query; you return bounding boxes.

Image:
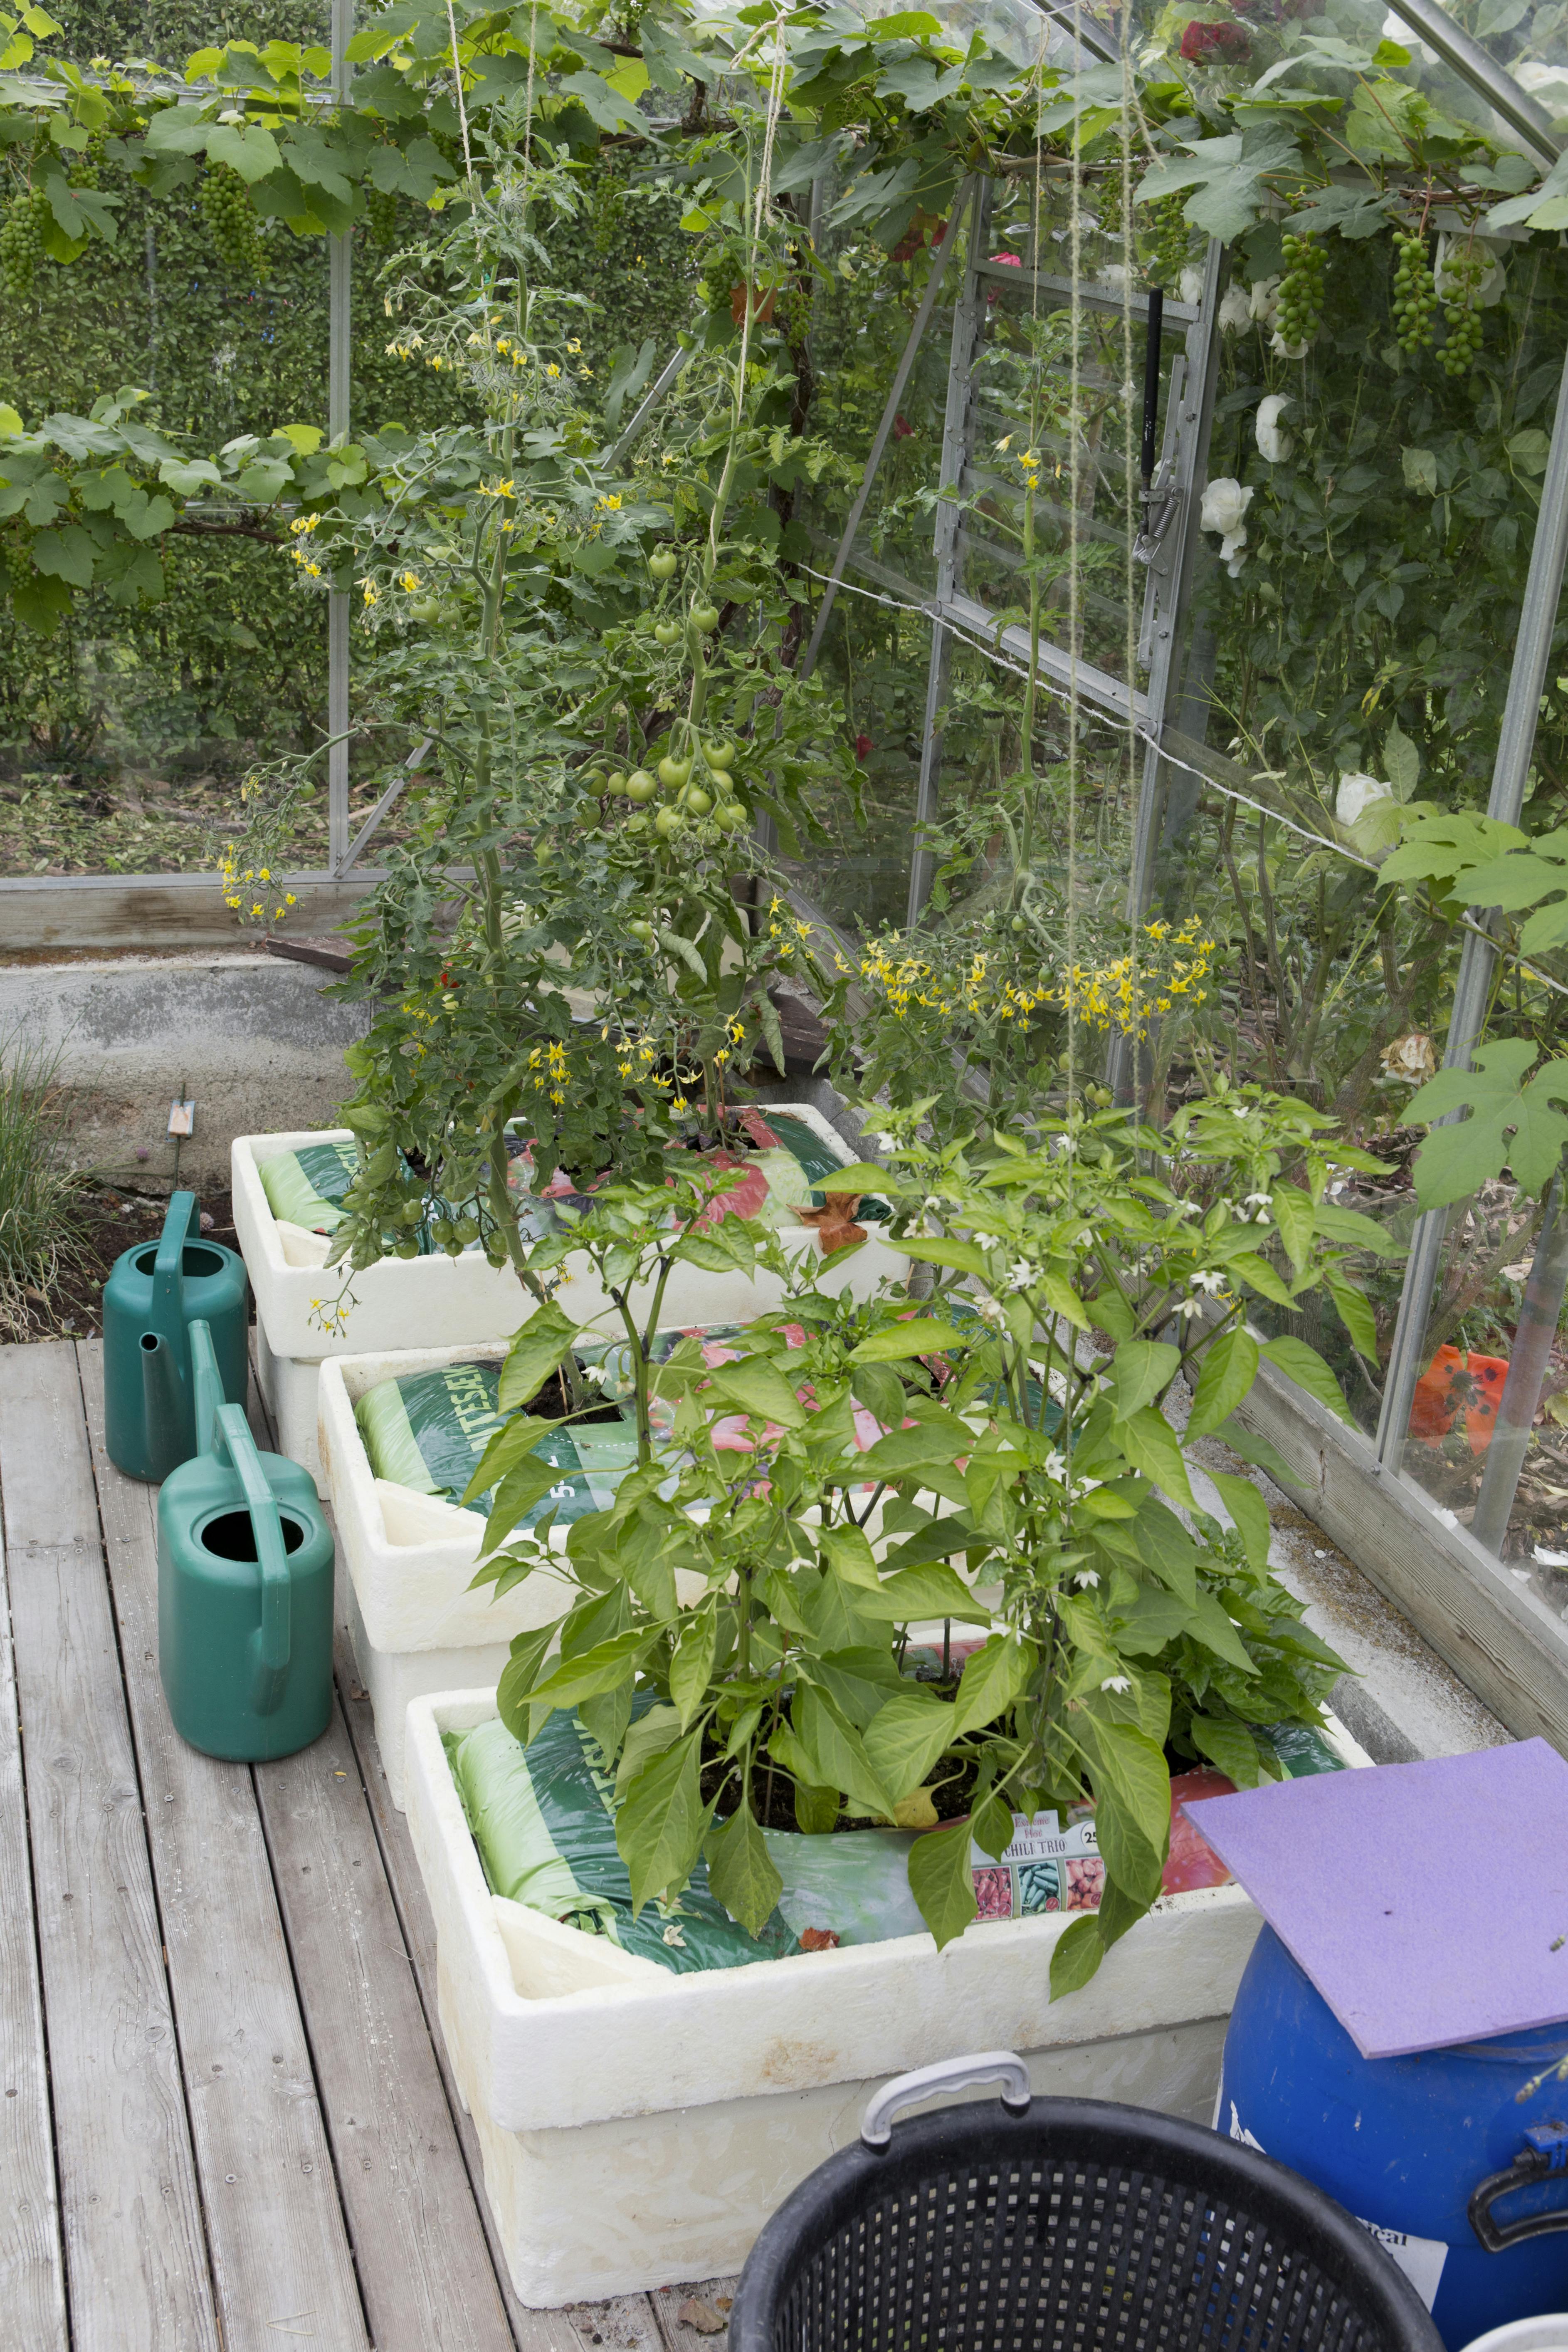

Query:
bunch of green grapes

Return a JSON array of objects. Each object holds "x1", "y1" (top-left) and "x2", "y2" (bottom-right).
[
  {"x1": 199, "y1": 161, "x2": 267, "y2": 282},
  {"x1": 1145, "y1": 193, "x2": 1191, "y2": 290},
  {"x1": 1440, "y1": 245, "x2": 1487, "y2": 376},
  {"x1": 0, "y1": 185, "x2": 51, "y2": 301},
  {"x1": 1393, "y1": 231, "x2": 1437, "y2": 355},
  {"x1": 1276, "y1": 230, "x2": 1325, "y2": 345},
  {"x1": 1096, "y1": 139, "x2": 1128, "y2": 245},
  {"x1": 363, "y1": 181, "x2": 399, "y2": 247}
]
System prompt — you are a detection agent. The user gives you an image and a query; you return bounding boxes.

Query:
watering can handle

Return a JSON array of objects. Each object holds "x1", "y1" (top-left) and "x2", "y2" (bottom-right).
[
  {"x1": 151, "y1": 1191, "x2": 200, "y2": 1345},
  {"x1": 187, "y1": 1319, "x2": 225, "y2": 1459},
  {"x1": 214, "y1": 1402, "x2": 291, "y2": 1717}
]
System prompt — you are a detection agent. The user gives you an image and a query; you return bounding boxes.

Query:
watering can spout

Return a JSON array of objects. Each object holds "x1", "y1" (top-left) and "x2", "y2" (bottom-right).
[{"x1": 138, "y1": 1331, "x2": 188, "y2": 1484}]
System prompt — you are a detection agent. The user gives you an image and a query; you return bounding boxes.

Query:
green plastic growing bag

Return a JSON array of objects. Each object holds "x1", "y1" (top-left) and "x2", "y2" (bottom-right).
[{"x1": 444, "y1": 1710, "x2": 800, "y2": 1973}]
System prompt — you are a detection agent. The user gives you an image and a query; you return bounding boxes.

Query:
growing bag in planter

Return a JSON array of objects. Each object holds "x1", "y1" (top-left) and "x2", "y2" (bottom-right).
[
  {"x1": 444, "y1": 1710, "x2": 800, "y2": 1973},
  {"x1": 354, "y1": 1356, "x2": 637, "y2": 1531}
]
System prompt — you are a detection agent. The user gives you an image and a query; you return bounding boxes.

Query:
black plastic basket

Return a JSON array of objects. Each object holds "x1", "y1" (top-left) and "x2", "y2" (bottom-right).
[{"x1": 730, "y1": 2053, "x2": 1445, "y2": 2352}]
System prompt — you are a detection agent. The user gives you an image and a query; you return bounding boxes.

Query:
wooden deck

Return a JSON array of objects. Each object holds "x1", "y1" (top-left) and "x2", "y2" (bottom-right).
[{"x1": 0, "y1": 1338, "x2": 735, "y2": 2352}]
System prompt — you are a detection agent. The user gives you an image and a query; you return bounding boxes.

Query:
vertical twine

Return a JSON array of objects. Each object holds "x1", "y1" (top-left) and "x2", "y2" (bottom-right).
[
  {"x1": 1066, "y1": 0, "x2": 1082, "y2": 1124},
  {"x1": 1121, "y1": 34, "x2": 1138, "y2": 1069}
]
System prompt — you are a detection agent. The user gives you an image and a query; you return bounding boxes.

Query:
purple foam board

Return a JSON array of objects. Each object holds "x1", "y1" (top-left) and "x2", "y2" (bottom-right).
[{"x1": 1182, "y1": 1738, "x2": 1568, "y2": 2058}]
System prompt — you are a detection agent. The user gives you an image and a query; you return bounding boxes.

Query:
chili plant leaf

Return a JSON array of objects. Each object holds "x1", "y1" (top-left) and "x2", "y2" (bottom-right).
[
  {"x1": 849, "y1": 1320, "x2": 974, "y2": 1362},
  {"x1": 1189, "y1": 1714, "x2": 1272, "y2": 1787},
  {"x1": 1049, "y1": 1912, "x2": 1105, "y2": 1998},
  {"x1": 1259, "y1": 1335, "x2": 1355, "y2": 1426},
  {"x1": 853, "y1": 1562, "x2": 992, "y2": 1622},
  {"x1": 704, "y1": 1796, "x2": 783, "y2": 1938},
  {"x1": 498, "y1": 1302, "x2": 581, "y2": 1411},
  {"x1": 948, "y1": 1633, "x2": 1035, "y2": 1737},
  {"x1": 862, "y1": 1687, "x2": 955, "y2": 1800},
  {"x1": 1116, "y1": 1404, "x2": 1196, "y2": 1509},
  {"x1": 1186, "y1": 1326, "x2": 1259, "y2": 1440},
  {"x1": 1106, "y1": 1339, "x2": 1181, "y2": 1420},
  {"x1": 617, "y1": 1730, "x2": 707, "y2": 1914},
  {"x1": 906, "y1": 1815, "x2": 977, "y2": 1950},
  {"x1": 704, "y1": 1357, "x2": 807, "y2": 1428}
]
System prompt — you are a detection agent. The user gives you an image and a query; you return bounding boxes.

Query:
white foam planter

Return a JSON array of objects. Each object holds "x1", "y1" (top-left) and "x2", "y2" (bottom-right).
[
  {"x1": 236, "y1": 1111, "x2": 909, "y2": 1493},
  {"x1": 319, "y1": 1338, "x2": 900, "y2": 1807},
  {"x1": 405, "y1": 1689, "x2": 1368, "y2": 2306}
]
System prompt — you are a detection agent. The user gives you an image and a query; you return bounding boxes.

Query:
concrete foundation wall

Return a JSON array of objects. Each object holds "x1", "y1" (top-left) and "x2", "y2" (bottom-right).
[{"x1": 0, "y1": 952, "x2": 367, "y2": 1185}]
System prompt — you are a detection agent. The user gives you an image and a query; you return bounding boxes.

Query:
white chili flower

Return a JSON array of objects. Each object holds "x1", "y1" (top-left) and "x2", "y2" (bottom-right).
[
  {"x1": 1007, "y1": 1257, "x2": 1037, "y2": 1290},
  {"x1": 1190, "y1": 1269, "x2": 1225, "y2": 1294},
  {"x1": 1074, "y1": 1568, "x2": 1101, "y2": 1588},
  {"x1": 970, "y1": 1230, "x2": 1001, "y2": 1250},
  {"x1": 1177, "y1": 1296, "x2": 1207, "y2": 1320},
  {"x1": 1336, "y1": 771, "x2": 1394, "y2": 827},
  {"x1": 1255, "y1": 393, "x2": 1294, "y2": 464},
  {"x1": 1100, "y1": 1674, "x2": 1132, "y2": 1694},
  {"x1": 1218, "y1": 283, "x2": 1252, "y2": 334},
  {"x1": 1043, "y1": 1449, "x2": 1069, "y2": 1481}
]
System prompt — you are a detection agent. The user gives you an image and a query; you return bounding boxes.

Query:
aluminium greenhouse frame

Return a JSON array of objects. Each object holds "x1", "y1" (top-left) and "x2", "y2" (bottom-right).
[{"x1": 7, "y1": 2, "x2": 1568, "y2": 1744}]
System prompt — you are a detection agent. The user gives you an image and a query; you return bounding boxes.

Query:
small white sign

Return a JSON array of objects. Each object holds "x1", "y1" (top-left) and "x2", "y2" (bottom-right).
[
  {"x1": 1355, "y1": 2219, "x2": 1449, "y2": 2311},
  {"x1": 999, "y1": 1809, "x2": 1099, "y2": 1863}
]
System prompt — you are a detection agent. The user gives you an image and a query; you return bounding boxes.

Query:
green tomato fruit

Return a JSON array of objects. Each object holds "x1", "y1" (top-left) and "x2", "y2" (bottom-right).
[
  {"x1": 410, "y1": 596, "x2": 441, "y2": 623},
  {"x1": 691, "y1": 603, "x2": 720, "y2": 634},
  {"x1": 395, "y1": 1239, "x2": 420, "y2": 1261},
  {"x1": 714, "y1": 800, "x2": 748, "y2": 832},
  {"x1": 455, "y1": 1217, "x2": 480, "y2": 1244},
  {"x1": 655, "y1": 806, "x2": 683, "y2": 838},
  {"x1": 649, "y1": 549, "x2": 678, "y2": 581},
  {"x1": 605, "y1": 771, "x2": 627, "y2": 796},
  {"x1": 626, "y1": 770, "x2": 657, "y2": 802},
  {"x1": 684, "y1": 786, "x2": 712, "y2": 817},
  {"x1": 704, "y1": 739, "x2": 735, "y2": 771},
  {"x1": 657, "y1": 755, "x2": 691, "y2": 789},
  {"x1": 654, "y1": 621, "x2": 682, "y2": 647},
  {"x1": 628, "y1": 919, "x2": 656, "y2": 942}
]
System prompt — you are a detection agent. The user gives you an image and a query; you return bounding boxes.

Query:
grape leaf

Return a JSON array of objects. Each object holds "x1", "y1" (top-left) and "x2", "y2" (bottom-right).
[{"x1": 1407, "y1": 1038, "x2": 1568, "y2": 1205}]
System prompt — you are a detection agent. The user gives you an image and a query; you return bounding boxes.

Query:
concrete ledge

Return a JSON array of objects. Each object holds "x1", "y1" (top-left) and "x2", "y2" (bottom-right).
[{"x1": 2, "y1": 951, "x2": 369, "y2": 1183}]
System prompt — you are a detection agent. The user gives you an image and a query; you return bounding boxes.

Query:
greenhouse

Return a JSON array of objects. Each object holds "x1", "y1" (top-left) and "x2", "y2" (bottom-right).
[{"x1": 5, "y1": 0, "x2": 1568, "y2": 2346}]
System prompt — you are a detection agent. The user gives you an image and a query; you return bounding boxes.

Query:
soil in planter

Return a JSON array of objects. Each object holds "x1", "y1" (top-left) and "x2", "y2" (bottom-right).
[{"x1": 699, "y1": 1693, "x2": 983, "y2": 1833}]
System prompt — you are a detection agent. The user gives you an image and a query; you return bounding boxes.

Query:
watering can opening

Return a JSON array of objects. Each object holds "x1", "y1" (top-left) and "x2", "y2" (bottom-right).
[
  {"x1": 198, "y1": 1507, "x2": 311, "y2": 1563},
  {"x1": 131, "y1": 1241, "x2": 227, "y2": 1282}
]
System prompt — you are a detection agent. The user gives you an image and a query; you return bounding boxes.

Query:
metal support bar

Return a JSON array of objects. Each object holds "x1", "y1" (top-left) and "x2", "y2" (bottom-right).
[
  {"x1": 1377, "y1": 325, "x2": 1568, "y2": 1468},
  {"x1": 908, "y1": 181, "x2": 994, "y2": 928},
  {"x1": 327, "y1": 0, "x2": 353, "y2": 877},
  {"x1": 606, "y1": 344, "x2": 692, "y2": 467},
  {"x1": 338, "y1": 736, "x2": 434, "y2": 874},
  {"x1": 798, "y1": 175, "x2": 978, "y2": 688},
  {"x1": 1383, "y1": 0, "x2": 1561, "y2": 163},
  {"x1": 1471, "y1": 1179, "x2": 1568, "y2": 1551}
]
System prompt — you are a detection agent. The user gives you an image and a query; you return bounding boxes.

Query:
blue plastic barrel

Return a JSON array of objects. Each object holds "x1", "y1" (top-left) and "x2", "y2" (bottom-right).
[{"x1": 1219, "y1": 1925, "x2": 1568, "y2": 2351}]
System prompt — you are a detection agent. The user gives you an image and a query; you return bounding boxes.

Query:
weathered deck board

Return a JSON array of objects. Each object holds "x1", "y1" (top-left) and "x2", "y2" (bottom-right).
[
  {"x1": 77, "y1": 1343, "x2": 372, "y2": 2352},
  {"x1": 0, "y1": 1422, "x2": 68, "y2": 2350},
  {"x1": 255, "y1": 1697, "x2": 518, "y2": 2352},
  {"x1": 0, "y1": 1341, "x2": 218, "y2": 2352},
  {"x1": 650, "y1": 2277, "x2": 738, "y2": 2352},
  {"x1": 0, "y1": 1332, "x2": 663, "y2": 2352},
  {"x1": 330, "y1": 1616, "x2": 594, "y2": 2352}
]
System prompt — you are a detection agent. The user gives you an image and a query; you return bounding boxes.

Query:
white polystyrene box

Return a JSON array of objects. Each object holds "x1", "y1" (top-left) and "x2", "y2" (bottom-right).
[
  {"x1": 404, "y1": 1691, "x2": 1370, "y2": 2305},
  {"x1": 234, "y1": 1107, "x2": 911, "y2": 1365}
]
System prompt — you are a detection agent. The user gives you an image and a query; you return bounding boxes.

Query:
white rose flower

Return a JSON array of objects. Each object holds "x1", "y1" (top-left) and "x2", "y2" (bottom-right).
[
  {"x1": 1179, "y1": 265, "x2": 1204, "y2": 307},
  {"x1": 1269, "y1": 330, "x2": 1310, "y2": 361},
  {"x1": 1255, "y1": 393, "x2": 1294, "y2": 463},
  {"x1": 1249, "y1": 275, "x2": 1282, "y2": 328},
  {"x1": 1218, "y1": 283, "x2": 1252, "y2": 334},
  {"x1": 1200, "y1": 476, "x2": 1252, "y2": 538},
  {"x1": 1336, "y1": 771, "x2": 1394, "y2": 826}
]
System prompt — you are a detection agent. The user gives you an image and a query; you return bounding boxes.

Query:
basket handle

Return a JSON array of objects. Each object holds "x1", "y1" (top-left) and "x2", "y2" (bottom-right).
[{"x1": 861, "y1": 2052, "x2": 1031, "y2": 2150}]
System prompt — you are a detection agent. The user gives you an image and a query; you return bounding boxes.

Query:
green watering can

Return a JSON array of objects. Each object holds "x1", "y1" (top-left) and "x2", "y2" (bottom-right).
[
  {"x1": 157, "y1": 1322, "x2": 334, "y2": 1762},
  {"x1": 104, "y1": 1189, "x2": 249, "y2": 1482}
]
